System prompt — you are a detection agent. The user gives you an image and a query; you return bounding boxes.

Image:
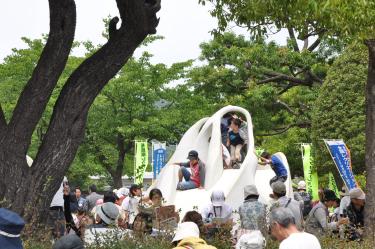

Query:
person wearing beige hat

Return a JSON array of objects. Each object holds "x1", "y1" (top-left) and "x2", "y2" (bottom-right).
[
  {"x1": 172, "y1": 222, "x2": 217, "y2": 249},
  {"x1": 84, "y1": 202, "x2": 125, "y2": 246},
  {"x1": 238, "y1": 185, "x2": 267, "y2": 235},
  {"x1": 270, "y1": 181, "x2": 303, "y2": 231},
  {"x1": 344, "y1": 187, "x2": 365, "y2": 240}
]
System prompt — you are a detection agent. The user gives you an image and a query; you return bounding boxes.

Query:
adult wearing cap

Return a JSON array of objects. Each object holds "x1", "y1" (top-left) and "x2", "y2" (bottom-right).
[
  {"x1": 201, "y1": 190, "x2": 233, "y2": 228},
  {"x1": 293, "y1": 180, "x2": 312, "y2": 218},
  {"x1": 305, "y1": 189, "x2": 349, "y2": 236},
  {"x1": 174, "y1": 150, "x2": 206, "y2": 191},
  {"x1": 0, "y1": 208, "x2": 25, "y2": 249},
  {"x1": 270, "y1": 181, "x2": 303, "y2": 231},
  {"x1": 172, "y1": 222, "x2": 217, "y2": 249},
  {"x1": 238, "y1": 185, "x2": 267, "y2": 236},
  {"x1": 344, "y1": 187, "x2": 365, "y2": 240},
  {"x1": 84, "y1": 202, "x2": 123, "y2": 245}
]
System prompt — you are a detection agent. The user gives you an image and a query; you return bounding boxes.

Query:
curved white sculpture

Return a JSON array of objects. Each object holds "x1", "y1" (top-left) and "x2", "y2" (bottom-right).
[{"x1": 148, "y1": 105, "x2": 293, "y2": 216}]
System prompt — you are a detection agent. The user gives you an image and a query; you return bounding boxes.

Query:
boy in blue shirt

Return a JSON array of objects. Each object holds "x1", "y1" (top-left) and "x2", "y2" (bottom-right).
[{"x1": 259, "y1": 151, "x2": 288, "y2": 185}]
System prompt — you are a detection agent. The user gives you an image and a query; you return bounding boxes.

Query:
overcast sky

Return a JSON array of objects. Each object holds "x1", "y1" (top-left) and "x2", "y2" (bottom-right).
[{"x1": 0, "y1": 1, "x2": 287, "y2": 65}]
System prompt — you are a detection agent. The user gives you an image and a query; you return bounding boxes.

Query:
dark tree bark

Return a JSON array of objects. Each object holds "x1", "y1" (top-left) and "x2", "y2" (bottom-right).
[
  {"x1": 364, "y1": 39, "x2": 375, "y2": 240},
  {"x1": 0, "y1": 0, "x2": 160, "y2": 230}
]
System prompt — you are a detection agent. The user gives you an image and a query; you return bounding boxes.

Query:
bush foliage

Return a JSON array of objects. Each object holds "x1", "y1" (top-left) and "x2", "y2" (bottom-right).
[{"x1": 311, "y1": 43, "x2": 368, "y2": 177}]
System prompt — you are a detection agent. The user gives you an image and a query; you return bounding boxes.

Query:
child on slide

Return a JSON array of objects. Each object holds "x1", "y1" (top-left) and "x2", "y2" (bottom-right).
[{"x1": 226, "y1": 118, "x2": 244, "y2": 169}]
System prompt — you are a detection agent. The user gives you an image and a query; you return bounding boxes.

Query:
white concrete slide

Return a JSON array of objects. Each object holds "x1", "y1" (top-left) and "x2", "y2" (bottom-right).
[{"x1": 148, "y1": 105, "x2": 293, "y2": 216}]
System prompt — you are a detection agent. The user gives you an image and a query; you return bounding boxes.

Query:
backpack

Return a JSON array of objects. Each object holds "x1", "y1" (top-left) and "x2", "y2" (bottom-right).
[{"x1": 299, "y1": 192, "x2": 312, "y2": 217}]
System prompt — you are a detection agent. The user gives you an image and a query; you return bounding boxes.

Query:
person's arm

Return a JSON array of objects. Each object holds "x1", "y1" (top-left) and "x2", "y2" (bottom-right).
[
  {"x1": 314, "y1": 207, "x2": 338, "y2": 231},
  {"x1": 226, "y1": 136, "x2": 230, "y2": 147},
  {"x1": 63, "y1": 186, "x2": 81, "y2": 236},
  {"x1": 199, "y1": 163, "x2": 206, "y2": 188}
]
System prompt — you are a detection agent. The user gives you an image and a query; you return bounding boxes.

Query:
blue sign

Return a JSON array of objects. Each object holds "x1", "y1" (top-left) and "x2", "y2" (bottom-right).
[
  {"x1": 153, "y1": 148, "x2": 167, "y2": 179},
  {"x1": 325, "y1": 140, "x2": 357, "y2": 190}
]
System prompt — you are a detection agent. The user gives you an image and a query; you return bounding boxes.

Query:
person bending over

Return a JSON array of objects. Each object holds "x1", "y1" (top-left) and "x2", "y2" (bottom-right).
[{"x1": 259, "y1": 151, "x2": 288, "y2": 185}]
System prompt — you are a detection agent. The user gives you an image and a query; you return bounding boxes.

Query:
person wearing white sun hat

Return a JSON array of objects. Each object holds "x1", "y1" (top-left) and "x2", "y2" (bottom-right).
[{"x1": 172, "y1": 222, "x2": 217, "y2": 249}]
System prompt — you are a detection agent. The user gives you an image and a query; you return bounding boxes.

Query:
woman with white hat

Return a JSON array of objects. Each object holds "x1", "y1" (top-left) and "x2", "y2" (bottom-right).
[{"x1": 172, "y1": 222, "x2": 217, "y2": 249}]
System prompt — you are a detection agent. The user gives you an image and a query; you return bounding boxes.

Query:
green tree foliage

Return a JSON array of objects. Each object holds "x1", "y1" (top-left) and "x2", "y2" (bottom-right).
[
  {"x1": 188, "y1": 32, "x2": 323, "y2": 174},
  {"x1": 84, "y1": 40, "x2": 192, "y2": 187},
  {"x1": 312, "y1": 43, "x2": 367, "y2": 175}
]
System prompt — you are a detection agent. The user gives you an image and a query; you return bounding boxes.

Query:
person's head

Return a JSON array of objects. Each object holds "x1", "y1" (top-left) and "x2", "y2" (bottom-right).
[
  {"x1": 260, "y1": 151, "x2": 271, "y2": 159},
  {"x1": 89, "y1": 184, "x2": 97, "y2": 194},
  {"x1": 133, "y1": 213, "x2": 153, "y2": 234},
  {"x1": 187, "y1": 150, "x2": 199, "y2": 164},
  {"x1": 269, "y1": 207, "x2": 297, "y2": 242},
  {"x1": 322, "y1": 189, "x2": 337, "y2": 208},
  {"x1": 172, "y1": 222, "x2": 200, "y2": 245},
  {"x1": 52, "y1": 234, "x2": 84, "y2": 249},
  {"x1": 129, "y1": 184, "x2": 142, "y2": 197},
  {"x1": 333, "y1": 198, "x2": 341, "y2": 208},
  {"x1": 271, "y1": 181, "x2": 286, "y2": 199},
  {"x1": 0, "y1": 208, "x2": 25, "y2": 249},
  {"x1": 103, "y1": 191, "x2": 119, "y2": 203},
  {"x1": 95, "y1": 202, "x2": 119, "y2": 225},
  {"x1": 230, "y1": 118, "x2": 241, "y2": 131},
  {"x1": 149, "y1": 188, "x2": 163, "y2": 207},
  {"x1": 297, "y1": 181, "x2": 306, "y2": 192},
  {"x1": 211, "y1": 190, "x2": 225, "y2": 207},
  {"x1": 349, "y1": 188, "x2": 366, "y2": 209},
  {"x1": 75, "y1": 187, "x2": 81, "y2": 199},
  {"x1": 182, "y1": 211, "x2": 205, "y2": 234},
  {"x1": 244, "y1": 185, "x2": 259, "y2": 200}
]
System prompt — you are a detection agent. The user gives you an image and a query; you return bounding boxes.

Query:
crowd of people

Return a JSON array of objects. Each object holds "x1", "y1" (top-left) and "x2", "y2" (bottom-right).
[
  {"x1": 0, "y1": 176, "x2": 366, "y2": 249},
  {"x1": 0, "y1": 111, "x2": 367, "y2": 249}
]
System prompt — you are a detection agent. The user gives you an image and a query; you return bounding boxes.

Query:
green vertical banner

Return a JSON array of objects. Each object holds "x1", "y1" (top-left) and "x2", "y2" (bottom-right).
[
  {"x1": 134, "y1": 140, "x2": 148, "y2": 185},
  {"x1": 328, "y1": 172, "x2": 340, "y2": 198},
  {"x1": 301, "y1": 144, "x2": 319, "y2": 200}
]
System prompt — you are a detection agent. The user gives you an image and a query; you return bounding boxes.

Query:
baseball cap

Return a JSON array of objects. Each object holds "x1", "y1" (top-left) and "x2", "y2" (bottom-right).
[
  {"x1": 187, "y1": 150, "x2": 198, "y2": 160},
  {"x1": 211, "y1": 190, "x2": 225, "y2": 206},
  {"x1": 271, "y1": 181, "x2": 286, "y2": 195},
  {"x1": 244, "y1": 185, "x2": 259, "y2": 198},
  {"x1": 349, "y1": 188, "x2": 365, "y2": 200},
  {"x1": 172, "y1": 222, "x2": 200, "y2": 242},
  {"x1": 297, "y1": 181, "x2": 306, "y2": 190}
]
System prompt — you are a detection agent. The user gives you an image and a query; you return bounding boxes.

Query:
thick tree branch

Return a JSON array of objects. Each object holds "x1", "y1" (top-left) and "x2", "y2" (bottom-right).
[
  {"x1": 287, "y1": 27, "x2": 299, "y2": 52},
  {"x1": 276, "y1": 100, "x2": 298, "y2": 115},
  {"x1": 308, "y1": 38, "x2": 321, "y2": 52},
  {"x1": 255, "y1": 122, "x2": 311, "y2": 137},
  {"x1": 258, "y1": 70, "x2": 323, "y2": 94},
  {"x1": 32, "y1": 0, "x2": 161, "y2": 181},
  {"x1": 8, "y1": 0, "x2": 76, "y2": 154}
]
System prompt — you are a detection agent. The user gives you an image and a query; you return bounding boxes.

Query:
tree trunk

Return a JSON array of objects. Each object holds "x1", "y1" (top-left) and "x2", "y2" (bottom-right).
[
  {"x1": 364, "y1": 39, "x2": 375, "y2": 240},
  {"x1": 0, "y1": 0, "x2": 160, "y2": 232}
]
